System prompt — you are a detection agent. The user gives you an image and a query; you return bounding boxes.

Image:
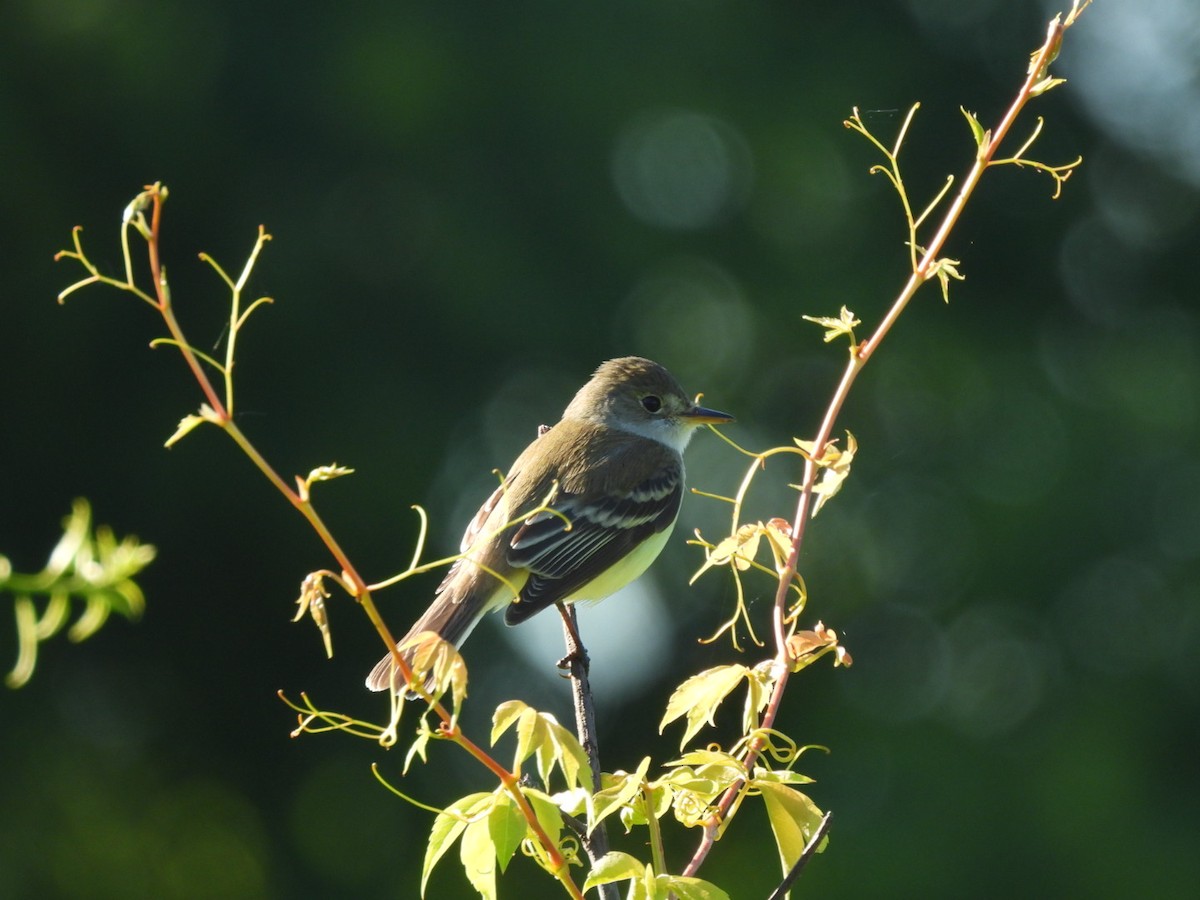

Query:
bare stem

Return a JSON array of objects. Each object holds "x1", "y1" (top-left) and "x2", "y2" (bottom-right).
[
  {"x1": 558, "y1": 604, "x2": 618, "y2": 900},
  {"x1": 765, "y1": 811, "x2": 833, "y2": 900}
]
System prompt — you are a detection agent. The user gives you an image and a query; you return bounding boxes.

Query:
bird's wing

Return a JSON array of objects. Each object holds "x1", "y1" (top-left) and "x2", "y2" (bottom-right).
[{"x1": 503, "y1": 460, "x2": 682, "y2": 624}]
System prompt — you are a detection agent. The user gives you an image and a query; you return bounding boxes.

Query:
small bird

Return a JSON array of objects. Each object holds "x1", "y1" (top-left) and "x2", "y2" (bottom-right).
[{"x1": 366, "y1": 356, "x2": 733, "y2": 693}]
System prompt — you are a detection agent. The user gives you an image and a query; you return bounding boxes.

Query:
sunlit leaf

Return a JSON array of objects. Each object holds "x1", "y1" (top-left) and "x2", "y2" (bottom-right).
[
  {"x1": 488, "y1": 790, "x2": 526, "y2": 874},
  {"x1": 163, "y1": 412, "x2": 208, "y2": 448},
  {"x1": 421, "y1": 792, "x2": 491, "y2": 897},
  {"x1": 589, "y1": 756, "x2": 651, "y2": 833},
  {"x1": 5, "y1": 499, "x2": 154, "y2": 688},
  {"x1": 619, "y1": 778, "x2": 673, "y2": 830},
  {"x1": 660, "y1": 875, "x2": 732, "y2": 900},
  {"x1": 582, "y1": 851, "x2": 646, "y2": 891},
  {"x1": 492, "y1": 699, "x2": 588, "y2": 790},
  {"x1": 960, "y1": 106, "x2": 987, "y2": 149},
  {"x1": 660, "y1": 665, "x2": 749, "y2": 749},
  {"x1": 460, "y1": 814, "x2": 497, "y2": 900},
  {"x1": 1030, "y1": 75, "x2": 1067, "y2": 96},
  {"x1": 404, "y1": 631, "x2": 468, "y2": 713},
  {"x1": 304, "y1": 463, "x2": 355, "y2": 487},
  {"x1": 743, "y1": 662, "x2": 776, "y2": 733},
  {"x1": 404, "y1": 728, "x2": 431, "y2": 774},
  {"x1": 545, "y1": 714, "x2": 590, "y2": 790},
  {"x1": 514, "y1": 704, "x2": 540, "y2": 775},
  {"x1": 811, "y1": 432, "x2": 857, "y2": 518},
  {"x1": 491, "y1": 699, "x2": 525, "y2": 744},
  {"x1": 521, "y1": 787, "x2": 565, "y2": 871},
  {"x1": 753, "y1": 765, "x2": 818, "y2": 787},
  {"x1": 927, "y1": 256, "x2": 966, "y2": 303},
  {"x1": 802, "y1": 306, "x2": 860, "y2": 344},
  {"x1": 757, "y1": 781, "x2": 826, "y2": 889}
]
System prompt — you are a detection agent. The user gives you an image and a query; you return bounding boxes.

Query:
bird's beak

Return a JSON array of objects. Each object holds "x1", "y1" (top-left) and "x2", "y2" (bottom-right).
[{"x1": 682, "y1": 403, "x2": 735, "y2": 425}]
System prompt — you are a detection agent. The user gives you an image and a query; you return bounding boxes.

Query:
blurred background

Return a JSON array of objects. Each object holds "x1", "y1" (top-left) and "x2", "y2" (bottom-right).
[{"x1": 2, "y1": 0, "x2": 1198, "y2": 897}]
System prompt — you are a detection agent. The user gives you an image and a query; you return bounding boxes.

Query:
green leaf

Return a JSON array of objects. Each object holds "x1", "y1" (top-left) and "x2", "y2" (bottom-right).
[
  {"x1": 589, "y1": 757, "x2": 651, "y2": 833},
  {"x1": 584, "y1": 860, "x2": 729, "y2": 900},
  {"x1": 403, "y1": 727, "x2": 432, "y2": 774},
  {"x1": 521, "y1": 787, "x2": 565, "y2": 871},
  {"x1": 1030, "y1": 75, "x2": 1067, "y2": 96},
  {"x1": 660, "y1": 665, "x2": 749, "y2": 749},
  {"x1": 421, "y1": 792, "x2": 491, "y2": 896},
  {"x1": 960, "y1": 106, "x2": 987, "y2": 149},
  {"x1": 743, "y1": 662, "x2": 775, "y2": 734},
  {"x1": 460, "y1": 815, "x2": 497, "y2": 900},
  {"x1": 303, "y1": 463, "x2": 355, "y2": 490},
  {"x1": 488, "y1": 791, "x2": 526, "y2": 874},
  {"x1": 514, "y1": 704, "x2": 540, "y2": 775},
  {"x1": 163, "y1": 412, "x2": 209, "y2": 448},
  {"x1": 493, "y1": 700, "x2": 589, "y2": 790},
  {"x1": 757, "y1": 781, "x2": 826, "y2": 889},
  {"x1": 550, "y1": 786, "x2": 589, "y2": 819},
  {"x1": 925, "y1": 256, "x2": 965, "y2": 304},
  {"x1": 533, "y1": 715, "x2": 558, "y2": 786},
  {"x1": 544, "y1": 714, "x2": 590, "y2": 790},
  {"x1": 660, "y1": 875, "x2": 732, "y2": 900},
  {"x1": 490, "y1": 699, "x2": 526, "y2": 744},
  {"x1": 753, "y1": 765, "x2": 817, "y2": 787},
  {"x1": 801, "y1": 306, "x2": 860, "y2": 344},
  {"x1": 620, "y1": 778, "x2": 672, "y2": 831},
  {"x1": 583, "y1": 851, "x2": 646, "y2": 891}
]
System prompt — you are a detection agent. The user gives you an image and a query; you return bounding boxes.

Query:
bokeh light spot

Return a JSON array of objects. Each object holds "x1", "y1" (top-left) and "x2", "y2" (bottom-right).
[
  {"x1": 616, "y1": 256, "x2": 755, "y2": 392},
  {"x1": 940, "y1": 605, "x2": 1049, "y2": 739},
  {"x1": 502, "y1": 578, "x2": 673, "y2": 702},
  {"x1": 612, "y1": 109, "x2": 754, "y2": 230}
]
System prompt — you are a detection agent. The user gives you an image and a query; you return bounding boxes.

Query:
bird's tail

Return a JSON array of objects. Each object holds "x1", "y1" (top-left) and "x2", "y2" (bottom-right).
[{"x1": 364, "y1": 589, "x2": 487, "y2": 693}]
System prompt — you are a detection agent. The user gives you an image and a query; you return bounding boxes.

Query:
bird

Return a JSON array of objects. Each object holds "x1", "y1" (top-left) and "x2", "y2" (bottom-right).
[{"x1": 365, "y1": 356, "x2": 733, "y2": 693}]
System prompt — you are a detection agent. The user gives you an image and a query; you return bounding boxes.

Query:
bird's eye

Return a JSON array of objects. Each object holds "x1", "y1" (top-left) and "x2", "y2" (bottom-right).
[{"x1": 641, "y1": 394, "x2": 662, "y2": 413}]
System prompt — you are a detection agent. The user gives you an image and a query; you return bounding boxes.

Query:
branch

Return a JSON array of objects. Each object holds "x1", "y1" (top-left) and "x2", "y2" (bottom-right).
[
  {"x1": 558, "y1": 604, "x2": 619, "y2": 900},
  {"x1": 765, "y1": 811, "x2": 833, "y2": 900},
  {"x1": 681, "y1": 0, "x2": 1090, "y2": 880}
]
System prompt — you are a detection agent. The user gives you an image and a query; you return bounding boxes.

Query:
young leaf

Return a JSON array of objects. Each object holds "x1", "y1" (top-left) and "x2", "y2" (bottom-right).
[
  {"x1": 661, "y1": 750, "x2": 748, "y2": 827},
  {"x1": 960, "y1": 106, "x2": 987, "y2": 149},
  {"x1": 660, "y1": 665, "x2": 749, "y2": 749},
  {"x1": 660, "y1": 875, "x2": 732, "y2": 900},
  {"x1": 802, "y1": 306, "x2": 860, "y2": 344},
  {"x1": 810, "y1": 431, "x2": 857, "y2": 518},
  {"x1": 403, "y1": 725, "x2": 432, "y2": 774},
  {"x1": 743, "y1": 662, "x2": 776, "y2": 733},
  {"x1": 488, "y1": 790, "x2": 526, "y2": 874},
  {"x1": 492, "y1": 700, "x2": 590, "y2": 790},
  {"x1": 582, "y1": 851, "x2": 647, "y2": 892},
  {"x1": 756, "y1": 781, "x2": 827, "y2": 889},
  {"x1": 491, "y1": 699, "x2": 526, "y2": 744},
  {"x1": 927, "y1": 255, "x2": 965, "y2": 303},
  {"x1": 163, "y1": 412, "x2": 208, "y2": 448},
  {"x1": 303, "y1": 463, "x2": 355, "y2": 489},
  {"x1": 589, "y1": 757, "x2": 652, "y2": 833},
  {"x1": 543, "y1": 714, "x2": 590, "y2": 790},
  {"x1": 422, "y1": 792, "x2": 491, "y2": 896},
  {"x1": 403, "y1": 631, "x2": 468, "y2": 713},
  {"x1": 701, "y1": 523, "x2": 763, "y2": 574},
  {"x1": 514, "y1": 703, "x2": 540, "y2": 775},
  {"x1": 753, "y1": 765, "x2": 818, "y2": 787},
  {"x1": 521, "y1": 787, "x2": 565, "y2": 871},
  {"x1": 460, "y1": 814, "x2": 498, "y2": 900}
]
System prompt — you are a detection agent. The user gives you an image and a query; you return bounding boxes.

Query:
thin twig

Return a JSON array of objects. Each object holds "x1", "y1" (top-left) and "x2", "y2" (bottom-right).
[
  {"x1": 557, "y1": 603, "x2": 618, "y2": 900},
  {"x1": 765, "y1": 811, "x2": 833, "y2": 900}
]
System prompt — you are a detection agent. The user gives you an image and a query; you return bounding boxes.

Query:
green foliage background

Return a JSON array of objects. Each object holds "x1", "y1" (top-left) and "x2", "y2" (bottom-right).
[{"x1": 3, "y1": 1, "x2": 1198, "y2": 897}]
